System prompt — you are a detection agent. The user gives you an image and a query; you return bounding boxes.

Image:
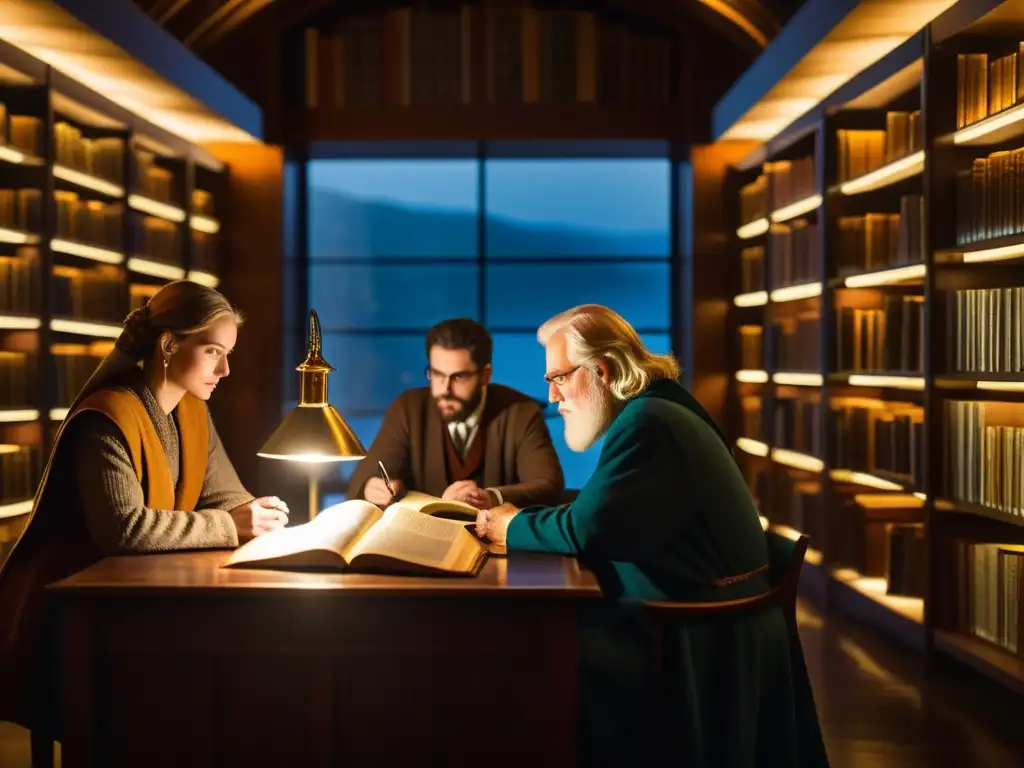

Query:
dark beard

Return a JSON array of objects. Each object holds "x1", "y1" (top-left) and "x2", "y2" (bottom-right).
[{"x1": 434, "y1": 387, "x2": 483, "y2": 423}]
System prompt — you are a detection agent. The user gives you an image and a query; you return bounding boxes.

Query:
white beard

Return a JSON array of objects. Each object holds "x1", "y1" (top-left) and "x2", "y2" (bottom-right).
[{"x1": 563, "y1": 376, "x2": 615, "y2": 452}]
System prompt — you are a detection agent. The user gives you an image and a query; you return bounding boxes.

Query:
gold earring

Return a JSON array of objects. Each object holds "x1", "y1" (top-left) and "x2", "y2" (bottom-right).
[{"x1": 163, "y1": 355, "x2": 169, "y2": 386}]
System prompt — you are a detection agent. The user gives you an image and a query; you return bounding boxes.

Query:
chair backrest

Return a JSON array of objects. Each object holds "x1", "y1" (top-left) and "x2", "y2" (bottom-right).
[{"x1": 644, "y1": 529, "x2": 809, "y2": 619}]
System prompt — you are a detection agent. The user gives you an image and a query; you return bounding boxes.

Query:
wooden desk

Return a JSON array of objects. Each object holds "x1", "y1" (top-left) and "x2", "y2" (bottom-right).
[{"x1": 48, "y1": 551, "x2": 600, "y2": 768}]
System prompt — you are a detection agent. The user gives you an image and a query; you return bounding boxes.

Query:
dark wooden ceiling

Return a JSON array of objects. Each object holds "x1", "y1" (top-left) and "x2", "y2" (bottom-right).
[{"x1": 133, "y1": 0, "x2": 810, "y2": 54}]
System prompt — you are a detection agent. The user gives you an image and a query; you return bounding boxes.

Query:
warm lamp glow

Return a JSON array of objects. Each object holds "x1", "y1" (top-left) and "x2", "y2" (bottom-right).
[{"x1": 839, "y1": 151, "x2": 925, "y2": 195}]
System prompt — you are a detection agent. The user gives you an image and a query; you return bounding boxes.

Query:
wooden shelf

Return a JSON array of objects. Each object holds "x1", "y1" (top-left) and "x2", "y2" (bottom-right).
[
  {"x1": 934, "y1": 498, "x2": 1024, "y2": 528},
  {"x1": 831, "y1": 568, "x2": 926, "y2": 650},
  {"x1": 934, "y1": 630, "x2": 1024, "y2": 697}
]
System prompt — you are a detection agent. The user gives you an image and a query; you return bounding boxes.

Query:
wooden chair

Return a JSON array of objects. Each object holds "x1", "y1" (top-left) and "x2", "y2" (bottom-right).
[{"x1": 643, "y1": 530, "x2": 817, "y2": 762}]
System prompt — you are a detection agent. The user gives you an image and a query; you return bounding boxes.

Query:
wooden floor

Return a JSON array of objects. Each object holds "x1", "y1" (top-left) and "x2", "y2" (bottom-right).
[{"x1": 2, "y1": 597, "x2": 1023, "y2": 767}]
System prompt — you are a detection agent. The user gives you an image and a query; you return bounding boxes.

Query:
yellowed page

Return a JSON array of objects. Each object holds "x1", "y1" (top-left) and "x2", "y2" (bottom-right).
[
  {"x1": 397, "y1": 490, "x2": 480, "y2": 520},
  {"x1": 225, "y1": 499, "x2": 382, "y2": 569},
  {"x1": 351, "y1": 505, "x2": 483, "y2": 573}
]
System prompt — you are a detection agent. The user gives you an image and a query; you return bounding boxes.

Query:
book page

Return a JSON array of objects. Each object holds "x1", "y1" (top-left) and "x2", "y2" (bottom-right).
[
  {"x1": 396, "y1": 490, "x2": 480, "y2": 521},
  {"x1": 350, "y1": 505, "x2": 485, "y2": 573},
  {"x1": 224, "y1": 499, "x2": 382, "y2": 569}
]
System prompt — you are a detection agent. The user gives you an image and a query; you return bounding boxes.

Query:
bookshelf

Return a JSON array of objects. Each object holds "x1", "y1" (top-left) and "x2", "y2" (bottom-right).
[
  {"x1": 718, "y1": 0, "x2": 1024, "y2": 694},
  {"x1": 0, "y1": 39, "x2": 228, "y2": 569}
]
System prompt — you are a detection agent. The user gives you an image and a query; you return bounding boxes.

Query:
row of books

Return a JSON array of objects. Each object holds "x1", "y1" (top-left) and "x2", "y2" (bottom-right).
[
  {"x1": 54, "y1": 122, "x2": 124, "y2": 188},
  {"x1": 52, "y1": 349, "x2": 103, "y2": 409},
  {"x1": 773, "y1": 397, "x2": 821, "y2": 457},
  {"x1": 192, "y1": 230, "x2": 217, "y2": 273},
  {"x1": 0, "y1": 352, "x2": 35, "y2": 408},
  {"x1": 946, "y1": 539, "x2": 1023, "y2": 657},
  {"x1": 738, "y1": 325, "x2": 762, "y2": 370},
  {"x1": 53, "y1": 265, "x2": 129, "y2": 323},
  {"x1": 739, "y1": 175, "x2": 767, "y2": 227},
  {"x1": 955, "y1": 148, "x2": 1024, "y2": 245},
  {"x1": 134, "y1": 150, "x2": 177, "y2": 206},
  {"x1": 770, "y1": 313, "x2": 820, "y2": 371},
  {"x1": 834, "y1": 495, "x2": 925, "y2": 598},
  {"x1": 770, "y1": 221, "x2": 820, "y2": 288},
  {"x1": 943, "y1": 400, "x2": 1023, "y2": 521},
  {"x1": 0, "y1": 248, "x2": 37, "y2": 314},
  {"x1": 137, "y1": 217, "x2": 181, "y2": 265},
  {"x1": 55, "y1": 191, "x2": 122, "y2": 251},
  {"x1": 1, "y1": 110, "x2": 42, "y2": 158},
  {"x1": 835, "y1": 296, "x2": 925, "y2": 373},
  {"x1": 0, "y1": 188, "x2": 41, "y2": 233},
  {"x1": 765, "y1": 157, "x2": 815, "y2": 211},
  {"x1": 739, "y1": 397, "x2": 761, "y2": 442},
  {"x1": 303, "y1": 5, "x2": 673, "y2": 110},
  {"x1": 957, "y1": 48, "x2": 1023, "y2": 130},
  {"x1": 829, "y1": 403, "x2": 925, "y2": 489},
  {"x1": 836, "y1": 196, "x2": 924, "y2": 275},
  {"x1": 0, "y1": 445, "x2": 39, "y2": 506},
  {"x1": 836, "y1": 112, "x2": 922, "y2": 184},
  {"x1": 948, "y1": 287, "x2": 1024, "y2": 374},
  {"x1": 739, "y1": 246, "x2": 764, "y2": 293}
]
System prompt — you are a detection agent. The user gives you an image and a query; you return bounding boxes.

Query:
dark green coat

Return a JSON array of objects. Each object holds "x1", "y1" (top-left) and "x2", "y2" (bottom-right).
[{"x1": 506, "y1": 379, "x2": 828, "y2": 767}]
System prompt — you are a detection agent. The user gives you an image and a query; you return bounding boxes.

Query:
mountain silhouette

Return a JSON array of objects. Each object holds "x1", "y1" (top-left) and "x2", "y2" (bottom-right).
[{"x1": 309, "y1": 186, "x2": 667, "y2": 258}]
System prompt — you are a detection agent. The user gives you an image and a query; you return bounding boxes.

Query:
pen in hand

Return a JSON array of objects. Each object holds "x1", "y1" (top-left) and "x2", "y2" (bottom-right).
[{"x1": 378, "y1": 461, "x2": 396, "y2": 500}]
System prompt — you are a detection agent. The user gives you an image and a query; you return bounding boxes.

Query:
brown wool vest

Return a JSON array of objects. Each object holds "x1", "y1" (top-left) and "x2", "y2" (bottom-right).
[
  {"x1": 443, "y1": 422, "x2": 486, "y2": 486},
  {"x1": 0, "y1": 387, "x2": 208, "y2": 728}
]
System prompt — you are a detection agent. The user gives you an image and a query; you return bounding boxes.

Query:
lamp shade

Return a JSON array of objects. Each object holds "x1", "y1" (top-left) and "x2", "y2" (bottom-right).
[{"x1": 257, "y1": 309, "x2": 366, "y2": 463}]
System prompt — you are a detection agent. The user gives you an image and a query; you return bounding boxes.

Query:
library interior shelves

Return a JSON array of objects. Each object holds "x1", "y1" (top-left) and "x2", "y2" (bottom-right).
[
  {"x1": 724, "y1": 0, "x2": 1024, "y2": 693},
  {"x1": 0, "y1": 36, "x2": 227, "y2": 564}
]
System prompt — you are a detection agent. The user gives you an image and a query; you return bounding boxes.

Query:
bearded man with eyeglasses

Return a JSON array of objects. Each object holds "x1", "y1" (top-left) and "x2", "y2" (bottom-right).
[{"x1": 347, "y1": 318, "x2": 564, "y2": 510}]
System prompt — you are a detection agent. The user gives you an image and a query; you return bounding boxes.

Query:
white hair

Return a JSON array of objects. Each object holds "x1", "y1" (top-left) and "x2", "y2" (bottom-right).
[{"x1": 538, "y1": 304, "x2": 680, "y2": 400}]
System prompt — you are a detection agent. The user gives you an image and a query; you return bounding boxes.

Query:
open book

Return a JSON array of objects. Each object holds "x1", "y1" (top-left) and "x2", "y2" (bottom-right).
[
  {"x1": 396, "y1": 490, "x2": 481, "y2": 521},
  {"x1": 223, "y1": 499, "x2": 489, "y2": 576}
]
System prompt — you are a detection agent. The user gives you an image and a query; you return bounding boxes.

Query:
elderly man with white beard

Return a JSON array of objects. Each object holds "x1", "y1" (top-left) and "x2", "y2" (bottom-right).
[{"x1": 475, "y1": 304, "x2": 828, "y2": 768}]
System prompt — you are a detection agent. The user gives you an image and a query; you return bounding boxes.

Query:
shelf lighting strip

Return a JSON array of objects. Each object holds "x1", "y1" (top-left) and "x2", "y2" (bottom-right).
[
  {"x1": 839, "y1": 151, "x2": 924, "y2": 196},
  {"x1": 49, "y1": 407, "x2": 70, "y2": 421},
  {"x1": 773, "y1": 372, "x2": 823, "y2": 387},
  {"x1": 736, "y1": 369, "x2": 769, "y2": 384},
  {"x1": 53, "y1": 164, "x2": 124, "y2": 197},
  {"x1": 844, "y1": 263, "x2": 926, "y2": 288},
  {"x1": 0, "y1": 409, "x2": 40, "y2": 422},
  {"x1": 0, "y1": 314, "x2": 41, "y2": 330},
  {"x1": 961, "y1": 241, "x2": 1024, "y2": 264},
  {"x1": 126, "y1": 258, "x2": 186, "y2": 280},
  {"x1": 190, "y1": 215, "x2": 220, "y2": 234},
  {"x1": 736, "y1": 438, "x2": 769, "y2": 457},
  {"x1": 846, "y1": 374, "x2": 925, "y2": 390},
  {"x1": 0, "y1": 226, "x2": 38, "y2": 245},
  {"x1": 830, "y1": 469, "x2": 904, "y2": 491},
  {"x1": 50, "y1": 318, "x2": 123, "y2": 338},
  {"x1": 0, "y1": 144, "x2": 32, "y2": 164},
  {"x1": 734, "y1": 290, "x2": 768, "y2": 307},
  {"x1": 127, "y1": 194, "x2": 187, "y2": 223},
  {"x1": 953, "y1": 102, "x2": 1024, "y2": 145},
  {"x1": 187, "y1": 270, "x2": 220, "y2": 288},
  {"x1": 770, "y1": 448, "x2": 824, "y2": 473},
  {"x1": 770, "y1": 194, "x2": 822, "y2": 223},
  {"x1": 736, "y1": 217, "x2": 769, "y2": 240},
  {"x1": 0, "y1": 498, "x2": 33, "y2": 518},
  {"x1": 770, "y1": 282, "x2": 821, "y2": 303},
  {"x1": 51, "y1": 239, "x2": 124, "y2": 265}
]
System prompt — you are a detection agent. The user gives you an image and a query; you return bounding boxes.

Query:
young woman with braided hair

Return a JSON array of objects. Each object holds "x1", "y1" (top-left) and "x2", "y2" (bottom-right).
[{"x1": 0, "y1": 280, "x2": 289, "y2": 745}]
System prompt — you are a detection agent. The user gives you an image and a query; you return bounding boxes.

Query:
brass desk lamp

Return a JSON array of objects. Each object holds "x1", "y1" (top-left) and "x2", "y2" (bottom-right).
[{"x1": 258, "y1": 309, "x2": 365, "y2": 520}]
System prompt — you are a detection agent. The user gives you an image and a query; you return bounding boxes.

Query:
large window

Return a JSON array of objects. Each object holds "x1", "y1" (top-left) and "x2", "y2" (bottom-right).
[{"x1": 305, "y1": 145, "x2": 673, "y2": 493}]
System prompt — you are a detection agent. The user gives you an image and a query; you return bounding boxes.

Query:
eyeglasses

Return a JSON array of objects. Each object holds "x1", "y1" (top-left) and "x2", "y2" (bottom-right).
[
  {"x1": 425, "y1": 366, "x2": 480, "y2": 387},
  {"x1": 544, "y1": 365, "x2": 582, "y2": 387}
]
